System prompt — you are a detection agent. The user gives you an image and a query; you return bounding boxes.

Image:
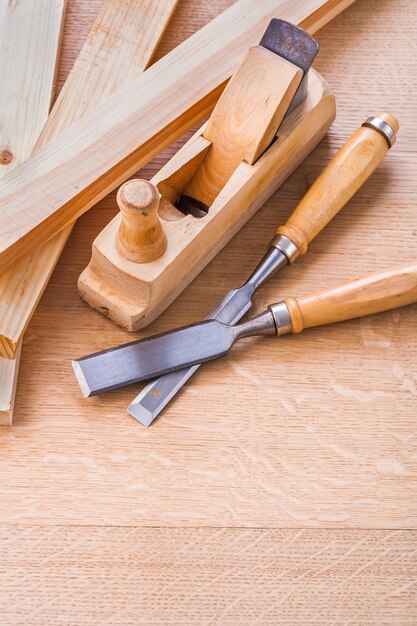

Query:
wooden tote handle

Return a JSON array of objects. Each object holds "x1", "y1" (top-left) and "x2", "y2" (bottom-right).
[
  {"x1": 275, "y1": 112, "x2": 399, "y2": 256},
  {"x1": 282, "y1": 263, "x2": 417, "y2": 334}
]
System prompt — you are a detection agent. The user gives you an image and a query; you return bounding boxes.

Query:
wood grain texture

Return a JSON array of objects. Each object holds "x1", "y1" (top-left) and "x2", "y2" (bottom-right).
[
  {"x1": 0, "y1": 0, "x2": 66, "y2": 174},
  {"x1": 0, "y1": 0, "x2": 67, "y2": 424},
  {"x1": 1, "y1": 1, "x2": 417, "y2": 624},
  {"x1": 0, "y1": 0, "x2": 416, "y2": 528},
  {"x1": 0, "y1": 0, "x2": 357, "y2": 278},
  {"x1": 1, "y1": 526, "x2": 416, "y2": 625}
]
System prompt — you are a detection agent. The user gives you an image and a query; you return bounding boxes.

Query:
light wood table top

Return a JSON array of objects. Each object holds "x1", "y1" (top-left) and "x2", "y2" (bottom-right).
[{"x1": 1, "y1": 0, "x2": 417, "y2": 623}]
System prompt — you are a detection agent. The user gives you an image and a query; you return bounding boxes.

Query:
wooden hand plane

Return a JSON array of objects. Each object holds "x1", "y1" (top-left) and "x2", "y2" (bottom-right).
[{"x1": 78, "y1": 20, "x2": 336, "y2": 331}]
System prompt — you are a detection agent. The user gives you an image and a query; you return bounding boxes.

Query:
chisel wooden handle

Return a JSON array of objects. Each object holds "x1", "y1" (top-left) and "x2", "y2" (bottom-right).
[
  {"x1": 280, "y1": 264, "x2": 417, "y2": 334},
  {"x1": 274, "y1": 112, "x2": 399, "y2": 257}
]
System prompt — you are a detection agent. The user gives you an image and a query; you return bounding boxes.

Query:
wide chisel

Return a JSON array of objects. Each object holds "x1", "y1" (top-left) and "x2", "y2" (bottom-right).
[
  {"x1": 73, "y1": 261, "x2": 417, "y2": 399},
  {"x1": 124, "y1": 112, "x2": 399, "y2": 425}
]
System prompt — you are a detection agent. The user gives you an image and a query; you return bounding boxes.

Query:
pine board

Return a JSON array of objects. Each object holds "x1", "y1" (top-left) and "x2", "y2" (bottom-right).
[
  {"x1": 0, "y1": 0, "x2": 67, "y2": 424},
  {"x1": 0, "y1": 0, "x2": 66, "y2": 174}
]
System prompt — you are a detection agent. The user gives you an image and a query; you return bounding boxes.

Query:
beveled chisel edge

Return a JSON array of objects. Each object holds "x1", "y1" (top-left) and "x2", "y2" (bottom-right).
[
  {"x1": 128, "y1": 364, "x2": 201, "y2": 426},
  {"x1": 72, "y1": 360, "x2": 93, "y2": 398},
  {"x1": 128, "y1": 401, "x2": 155, "y2": 427}
]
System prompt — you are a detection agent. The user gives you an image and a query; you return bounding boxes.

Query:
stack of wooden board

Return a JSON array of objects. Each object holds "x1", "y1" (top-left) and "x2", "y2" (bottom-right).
[
  {"x1": 0, "y1": 0, "x2": 179, "y2": 424},
  {"x1": 0, "y1": 0, "x2": 356, "y2": 423}
]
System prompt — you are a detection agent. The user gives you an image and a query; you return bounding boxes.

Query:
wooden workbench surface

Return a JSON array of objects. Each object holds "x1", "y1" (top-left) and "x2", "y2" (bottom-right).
[{"x1": 1, "y1": 0, "x2": 417, "y2": 623}]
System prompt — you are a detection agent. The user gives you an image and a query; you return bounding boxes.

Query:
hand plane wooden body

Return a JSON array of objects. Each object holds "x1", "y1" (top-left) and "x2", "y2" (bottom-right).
[{"x1": 78, "y1": 20, "x2": 336, "y2": 331}]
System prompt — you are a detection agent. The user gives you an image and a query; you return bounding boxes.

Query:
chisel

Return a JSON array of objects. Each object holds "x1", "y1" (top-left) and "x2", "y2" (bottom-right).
[
  {"x1": 73, "y1": 261, "x2": 417, "y2": 399},
  {"x1": 124, "y1": 112, "x2": 399, "y2": 425}
]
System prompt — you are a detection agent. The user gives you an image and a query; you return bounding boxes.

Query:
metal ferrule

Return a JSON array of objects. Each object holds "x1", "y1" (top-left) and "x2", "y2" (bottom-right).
[
  {"x1": 269, "y1": 233, "x2": 301, "y2": 263},
  {"x1": 246, "y1": 245, "x2": 289, "y2": 291},
  {"x1": 231, "y1": 310, "x2": 277, "y2": 341},
  {"x1": 268, "y1": 301, "x2": 293, "y2": 336},
  {"x1": 362, "y1": 116, "x2": 397, "y2": 148}
]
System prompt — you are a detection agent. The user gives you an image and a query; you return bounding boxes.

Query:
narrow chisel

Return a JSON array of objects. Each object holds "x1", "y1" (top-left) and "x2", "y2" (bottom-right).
[
  {"x1": 73, "y1": 261, "x2": 417, "y2": 399},
  {"x1": 125, "y1": 112, "x2": 399, "y2": 425}
]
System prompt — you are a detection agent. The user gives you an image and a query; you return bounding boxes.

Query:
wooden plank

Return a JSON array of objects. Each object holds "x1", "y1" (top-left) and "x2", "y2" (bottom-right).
[
  {"x1": 0, "y1": 0, "x2": 66, "y2": 425},
  {"x1": 1, "y1": 526, "x2": 416, "y2": 625},
  {"x1": 0, "y1": 0, "x2": 66, "y2": 175},
  {"x1": 1, "y1": 0, "x2": 416, "y2": 528},
  {"x1": 0, "y1": 0, "x2": 357, "y2": 280},
  {"x1": 37, "y1": 0, "x2": 179, "y2": 146},
  {"x1": 0, "y1": 0, "x2": 179, "y2": 422}
]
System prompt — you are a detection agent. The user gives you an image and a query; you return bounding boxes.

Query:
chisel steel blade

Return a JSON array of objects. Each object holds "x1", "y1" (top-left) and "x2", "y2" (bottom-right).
[{"x1": 73, "y1": 320, "x2": 238, "y2": 398}]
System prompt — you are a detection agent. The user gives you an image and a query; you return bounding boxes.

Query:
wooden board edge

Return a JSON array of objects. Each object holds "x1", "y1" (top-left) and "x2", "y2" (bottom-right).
[{"x1": 0, "y1": 0, "x2": 67, "y2": 423}]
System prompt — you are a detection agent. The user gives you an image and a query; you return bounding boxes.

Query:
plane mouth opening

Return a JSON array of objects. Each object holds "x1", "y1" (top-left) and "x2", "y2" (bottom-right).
[{"x1": 175, "y1": 194, "x2": 209, "y2": 218}]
